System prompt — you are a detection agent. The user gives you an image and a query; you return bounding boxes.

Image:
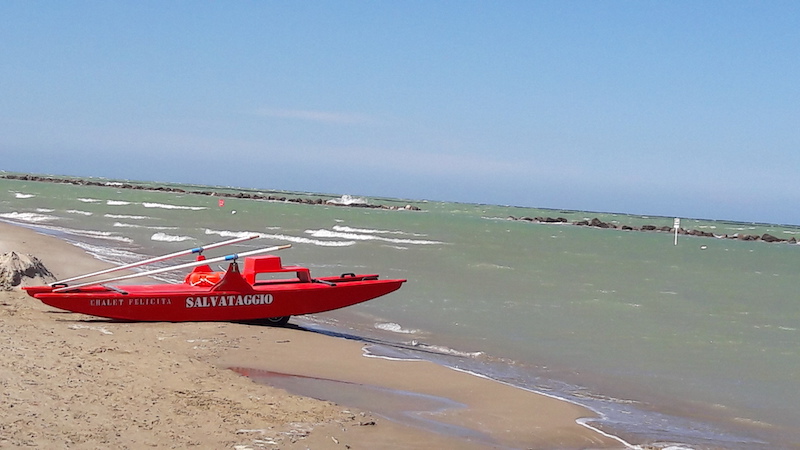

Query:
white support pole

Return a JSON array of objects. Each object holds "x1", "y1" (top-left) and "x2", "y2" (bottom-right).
[
  {"x1": 51, "y1": 234, "x2": 260, "y2": 286},
  {"x1": 673, "y1": 218, "x2": 680, "y2": 246},
  {"x1": 53, "y1": 244, "x2": 291, "y2": 292}
]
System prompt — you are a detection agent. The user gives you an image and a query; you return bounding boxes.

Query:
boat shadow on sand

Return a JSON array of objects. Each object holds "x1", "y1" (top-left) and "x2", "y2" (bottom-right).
[{"x1": 47, "y1": 311, "x2": 307, "y2": 330}]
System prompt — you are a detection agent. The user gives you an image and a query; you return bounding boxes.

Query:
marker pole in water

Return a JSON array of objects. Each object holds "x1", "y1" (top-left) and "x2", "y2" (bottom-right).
[{"x1": 674, "y1": 218, "x2": 681, "y2": 246}]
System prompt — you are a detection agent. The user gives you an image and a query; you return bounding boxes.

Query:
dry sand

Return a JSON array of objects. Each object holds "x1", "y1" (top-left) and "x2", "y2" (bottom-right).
[{"x1": 0, "y1": 221, "x2": 626, "y2": 449}]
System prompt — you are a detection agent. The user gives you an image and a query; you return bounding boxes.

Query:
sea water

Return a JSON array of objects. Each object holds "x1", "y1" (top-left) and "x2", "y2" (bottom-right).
[{"x1": 1, "y1": 174, "x2": 798, "y2": 449}]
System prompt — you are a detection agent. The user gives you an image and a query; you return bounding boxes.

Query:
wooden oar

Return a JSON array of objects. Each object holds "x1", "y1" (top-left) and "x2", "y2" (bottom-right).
[
  {"x1": 51, "y1": 234, "x2": 260, "y2": 286},
  {"x1": 52, "y1": 244, "x2": 291, "y2": 293}
]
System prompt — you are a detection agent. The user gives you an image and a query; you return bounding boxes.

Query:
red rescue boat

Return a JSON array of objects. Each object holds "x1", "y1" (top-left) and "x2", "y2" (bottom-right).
[{"x1": 24, "y1": 237, "x2": 405, "y2": 325}]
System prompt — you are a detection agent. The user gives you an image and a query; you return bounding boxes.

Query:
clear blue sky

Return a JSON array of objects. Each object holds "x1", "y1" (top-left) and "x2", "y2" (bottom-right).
[{"x1": 2, "y1": 1, "x2": 799, "y2": 224}]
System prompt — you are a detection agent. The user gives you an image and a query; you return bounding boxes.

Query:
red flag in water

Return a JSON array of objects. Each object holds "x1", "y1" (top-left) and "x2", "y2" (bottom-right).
[{"x1": 218, "y1": 198, "x2": 225, "y2": 207}]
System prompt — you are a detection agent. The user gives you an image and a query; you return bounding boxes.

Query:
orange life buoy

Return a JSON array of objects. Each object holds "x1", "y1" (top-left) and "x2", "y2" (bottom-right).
[{"x1": 185, "y1": 271, "x2": 223, "y2": 287}]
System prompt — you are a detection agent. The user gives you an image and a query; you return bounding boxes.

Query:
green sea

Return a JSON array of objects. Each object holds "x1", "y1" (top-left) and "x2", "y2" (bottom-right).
[{"x1": 2, "y1": 173, "x2": 798, "y2": 449}]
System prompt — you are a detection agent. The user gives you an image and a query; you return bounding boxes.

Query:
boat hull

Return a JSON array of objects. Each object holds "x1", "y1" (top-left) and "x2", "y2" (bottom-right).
[{"x1": 26, "y1": 276, "x2": 405, "y2": 322}]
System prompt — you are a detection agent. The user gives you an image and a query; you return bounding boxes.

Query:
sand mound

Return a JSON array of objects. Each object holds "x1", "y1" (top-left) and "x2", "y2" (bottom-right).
[{"x1": 0, "y1": 251, "x2": 55, "y2": 290}]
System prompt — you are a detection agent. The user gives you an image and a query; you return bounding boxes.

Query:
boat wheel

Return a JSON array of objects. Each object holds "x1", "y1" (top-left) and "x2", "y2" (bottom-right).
[{"x1": 263, "y1": 316, "x2": 291, "y2": 327}]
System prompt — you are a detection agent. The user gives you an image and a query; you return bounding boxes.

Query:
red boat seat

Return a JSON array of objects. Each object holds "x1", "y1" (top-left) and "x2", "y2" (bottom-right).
[{"x1": 242, "y1": 255, "x2": 311, "y2": 284}]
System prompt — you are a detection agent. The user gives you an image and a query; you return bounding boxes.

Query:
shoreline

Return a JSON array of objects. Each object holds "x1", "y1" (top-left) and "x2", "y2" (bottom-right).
[{"x1": 0, "y1": 220, "x2": 626, "y2": 449}]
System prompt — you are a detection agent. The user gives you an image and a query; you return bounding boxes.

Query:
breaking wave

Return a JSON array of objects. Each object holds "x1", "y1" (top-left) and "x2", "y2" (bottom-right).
[
  {"x1": 143, "y1": 202, "x2": 207, "y2": 211},
  {"x1": 326, "y1": 194, "x2": 367, "y2": 205},
  {"x1": 306, "y1": 229, "x2": 442, "y2": 245},
  {"x1": 332, "y1": 225, "x2": 427, "y2": 237},
  {"x1": 374, "y1": 322, "x2": 419, "y2": 334},
  {"x1": 405, "y1": 342, "x2": 485, "y2": 359},
  {"x1": 204, "y1": 229, "x2": 355, "y2": 247},
  {"x1": 70, "y1": 241, "x2": 146, "y2": 266},
  {"x1": 151, "y1": 232, "x2": 194, "y2": 243},
  {"x1": 104, "y1": 214, "x2": 150, "y2": 220},
  {"x1": 2, "y1": 221, "x2": 134, "y2": 244},
  {"x1": 113, "y1": 222, "x2": 177, "y2": 230},
  {"x1": 67, "y1": 210, "x2": 93, "y2": 216},
  {"x1": 58, "y1": 228, "x2": 134, "y2": 243},
  {"x1": 0, "y1": 211, "x2": 59, "y2": 223},
  {"x1": 362, "y1": 341, "x2": 485, "y2": 361}
]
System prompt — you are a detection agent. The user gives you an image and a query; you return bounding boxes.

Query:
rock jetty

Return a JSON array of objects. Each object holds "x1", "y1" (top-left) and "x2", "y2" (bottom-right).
[
  {"x1": 507, "y1": 216, "x2": 798, "y2": 245},
  {"x1": 2, "y1": 174, "x2": 420, "y2": 211}
]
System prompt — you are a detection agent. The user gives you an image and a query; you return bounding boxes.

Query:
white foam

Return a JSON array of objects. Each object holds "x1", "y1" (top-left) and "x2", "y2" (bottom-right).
[
  {"x1": 307, "y1": 228, "x2": 442, "y2": 245},
  {"x1": 151, "y1": 232, "x2": 194, "y2": 243},
  {"x1": 204, "y1": 229, "x2": 356, "y2": 247},
  {"x1": 107, "y1": 200, "x2": 131, "y2": 206},
  {"x1": 35, "y1": 208, "x2": 54, "y2": 213},
  {"x1": 78, "y1": 198, "x2": 101, "y2": 203},
  {"x1": 113, "y1": 222, "x2": 177, "y2": 230},
  {"x1": 104, "y1": 214, "x2": 149, "y2": 220},
  {"x1": 334, "y1": 225, "x2": 403, "y2": 235},
  {"x1": 0, "y1": 211, "x2": 59, "y2": 223},
  {"x1": 65, "y1": 229, "x2": 134, "y2": 243},
  {"x1": 361, "y1": 346, "x2": 422, "y2": 362},
  {"x1": 113, "y1": 222, "x2": 143, "y2": 228},
  {"x1": 374, "y1": 322, "x2": 419, "y2": 334},
  {"x1": 71, "y1": 241, "x2": 145, "y2": 265},
  {"x1": 333, "y1": 224, "x2": 427, "y2": 237},
  {"x1": 470, "y1": 262, "x2": 512, "y2": 270},
  {"x1": 66, "y1": 210, "x2": 93, "y2": 216},
  {"x1": 204, "y1": 229, "x2": 255, "y2": 239},
  {"x1": 406, "y1": 341, "x2": 484, "y2": 359},
  {"x1": 265, "y1": 233, "x2": 356, "y2": 247},
  {"x1": 14, "y1": 193, "x2": 35, "y2": 199},
  {"x1": 23, "y1": 224, "x2": 134, "y2": 243},
  {"x1": 326, "y1": 194, "x2": 368, "y2": 206},
  {"x1": 143, "y1": 202, "x2": 206, "y2": 211}
]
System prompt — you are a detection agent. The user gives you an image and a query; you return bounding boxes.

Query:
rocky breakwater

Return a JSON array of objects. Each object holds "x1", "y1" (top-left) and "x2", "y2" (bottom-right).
[
  {"x1": 508, "y1": 216, "x2": 798, "y2": 245},
  {"x1": 2, "y1": 174, "x2": 420, "y2": 211}
]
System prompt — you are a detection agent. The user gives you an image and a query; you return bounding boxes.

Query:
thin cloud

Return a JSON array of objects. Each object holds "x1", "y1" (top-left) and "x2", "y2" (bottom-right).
[
  {"x1": 303, "y1": 146, "x2": 535, "y2": 178},
  {"x1": 254, "y1": 108, "x2": 374, "y2": 125}
]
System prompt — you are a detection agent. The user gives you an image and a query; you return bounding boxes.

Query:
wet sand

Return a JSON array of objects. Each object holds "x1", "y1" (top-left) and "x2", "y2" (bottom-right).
[{"x1": 0, "y1": 221, "x2": 625, "y2": 449}]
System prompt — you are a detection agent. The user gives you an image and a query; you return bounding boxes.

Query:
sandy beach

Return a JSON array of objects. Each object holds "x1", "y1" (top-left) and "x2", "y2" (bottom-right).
[{"x1": 0, "y1": 221, "x2": 625, "y2": 449}]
